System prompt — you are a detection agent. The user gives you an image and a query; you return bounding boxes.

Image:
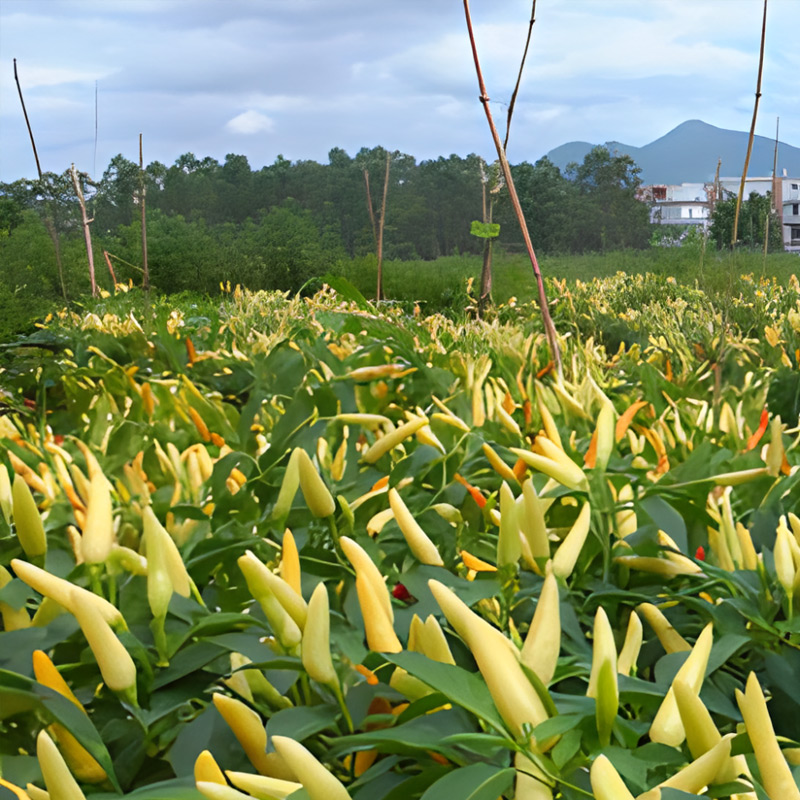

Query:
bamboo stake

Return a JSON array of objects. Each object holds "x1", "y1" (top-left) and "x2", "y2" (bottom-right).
[
  {"x1": 363, "y1": 169, "x2": 378, "y2": 243},
  {"x1": 139, "y1": 133, "x2": 150, "y2": 291},
  {"x1": 763, "y1": 116, "x2": 778, "y2": 268},
  {"x1": 13, "y1": 58, "x2": 68, "y2": 301},
  {"x1": 732, "y1": 0, "x2": 768, "y2": 246},
  {"x1": 463, "y1": 0, "x2": 561, "y2": 375},
  {"x1": 503, "y1": 0, "x2": 537, "y2": 153},
  {"x1": 70, "y1": 164, "x2": 97, "y2": 297},
  {"x1": 375, "y1": 151, "x2": 390, "y2": 302}
]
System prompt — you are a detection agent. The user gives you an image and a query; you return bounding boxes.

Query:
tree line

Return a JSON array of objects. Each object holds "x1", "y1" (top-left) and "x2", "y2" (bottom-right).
[{"x1": 0, "y1": 143, "x2": 780, "y2": 336}]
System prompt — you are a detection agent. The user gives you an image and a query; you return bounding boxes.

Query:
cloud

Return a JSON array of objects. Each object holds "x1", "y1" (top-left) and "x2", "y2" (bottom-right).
[{"x1": 225, "y1": 110, "x2": 275, "y2": 135}]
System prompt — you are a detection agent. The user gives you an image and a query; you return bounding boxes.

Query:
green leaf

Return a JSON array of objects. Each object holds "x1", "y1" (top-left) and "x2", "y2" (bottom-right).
[
  {"x1": 469, "y1": 220, "x2": 501, "y2": 239},
  {"x1": 0, "y1": 670, "x2": 120, "y2": 792},
  {"x1": 385, "y1": 652, "x2": 508, "y2": 734},
  {"x1": 266, "y1": 705, "x2": 340, "y2": 744},
  {"x1": 419, "y1": 763, "x2": 515, "y2": 800}
]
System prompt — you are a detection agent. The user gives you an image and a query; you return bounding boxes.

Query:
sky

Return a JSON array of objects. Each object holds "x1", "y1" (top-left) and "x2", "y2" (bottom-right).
[{"x1": 0, "y1": 0, "x2": 798, "y2": 183}]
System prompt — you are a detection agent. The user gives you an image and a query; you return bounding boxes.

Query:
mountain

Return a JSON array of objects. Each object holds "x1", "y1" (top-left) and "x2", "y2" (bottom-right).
[{"x1": 544, "y1": 120, "x2": 800, "y2": 185}]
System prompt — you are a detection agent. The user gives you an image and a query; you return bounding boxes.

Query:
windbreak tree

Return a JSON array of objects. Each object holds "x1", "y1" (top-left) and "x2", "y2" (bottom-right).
[{"x1": 710, "y1": 191, "x2": 783, "y2": 251}]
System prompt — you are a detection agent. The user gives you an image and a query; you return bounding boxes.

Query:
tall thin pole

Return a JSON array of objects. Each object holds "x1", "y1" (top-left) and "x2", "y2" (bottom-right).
[
  {"x1": 375, "y1": 151, "x2": 390, "y2": 302},
  {"x1": 463, "y1": 0, "x2": 561, "y2": 375},
  {"x1": 732, "y1": 0, "x2": 768, "y2": 246},
  {"x1": 139, "y1": 133, "x2": 150, "y2": 291},
  {"x1": 14, "y1": 58, "x2": 67, "y2": 301}
]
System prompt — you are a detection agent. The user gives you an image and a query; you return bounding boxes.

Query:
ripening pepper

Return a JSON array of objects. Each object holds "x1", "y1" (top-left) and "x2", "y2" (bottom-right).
[
  {"x1": 637, "y1": 735, "x2": 734, "y2": 800},
  {"x1": 589, "y1": 754, "x2": 635, "y2": 800},
  {"x1": 69, "y1": 587, "x2": 137, "y2": 705},
  {"x1": 143, "y1": 506, "x2": 193, "y2": 599},
  {"x1": 616, "y1": 610, "x2": 642, "y2": 677},
  {"x1": 518, "y1": 479, "x2": 550, "y2": 562},
  {"x1": 0, "y1": 564, "x2": 30, "y2": 631},
  {"x1": 482, "y1": 443, "x2": 519, "y2": 485},
  {"x1": 388, "y1": 488, "x2": 443, "y2": 566},
  {"x1": 243, "y1": 550, "x2": 306, "y2": 629},
  {"x1": 12, "y1": 474, "x2": 47, "y2": 559},
  {"x1": 586, "y1": 606, "x2": 618, "y2": 746},
  {"x1": 429, "y1": 579, "x2": 550, "y2": 747},
  {"x1": 354, "y1": 573, "x2": 402, "y2": 653},
  {"x1": 552, "y1": 502, "x2": 591, "y2": 580},
  {"x1": 736, "y1": 671, "x2": 800, "y2": 800},
  {"x1": 339, "y1": 536, "x2": 393, "y2": 624},
  {"x1": 362, "y1": 416, "x2": 428, "y2": 463},
  {"x1": 36, "y1": 729, "x2": 86, "y2": 800},
  {"x1": 194, "y1": 750, "x2": 226, "y2": 785},
  {"x1": 225, "y1": 771, "x2": 302, "y2": 800},
  {"x1": 637, "y1": 602, "x2": 690, "y2": 654},
  {"x1": 280, "y1": 529, "x2": 302, "y2": 595},
  {"x1": 0, "y1": 464, "x2": 12, "y2": 523},
  {"x1": 514, "y1": 751, "x2": 553, "y2": 800},
  {"x1": 195, "y1": 782, "x2": 255, "y2": 800},
  {"x1": 521, "y1": 564, "x2": 560, "y2": 685},
  {"x1": 650, "y1": 622, "x2": 713, "y2": 746},
  {"x1": 271, "y1": 735, "x2": 352, "y2": 800},
  {"x1": 673, "y1": 679, "x2": 750, "y2": 784},
  {"x1": 302, "y1": 583, "x2": 338, "y2": 688},
  {"x1": 33, "y1": 651, "x2": 106, "y2": 783},
  {"x1": 26, "y1": 785, "x2": 48, "y2": 800},
  {"x1": 510, "y1": 447, "x2": 588, "y2": 493},
  {"x1": 80, "y1": 471, "x2": 113, "y2": 565},
  {"x1": 11, "y1": 558, "x2": 124, "y2": 629},
  {"x1": 238, "y1": 552, "x2": 302, "y2": 653},
  {"x1": 296, "y1": 448, "x2": 336, "y2": 518},
  {"x1": 271, "y1": 448, "x2": 301, "y2": 521},
  {"x1": 497, "y1": 482, "x2": 522, "y2": 567}
]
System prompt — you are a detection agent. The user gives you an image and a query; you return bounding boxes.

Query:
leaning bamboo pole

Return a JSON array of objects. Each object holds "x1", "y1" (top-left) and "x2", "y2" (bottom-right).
[
  {"x1": 463, "y1": 0, "x2": 561, "y2": 375},
  {"x1": 13, "y1": 58, "x2": 68, "y2": 301},
  {"x1": 732, "y1": 0, "x2": 768, "y2": 246},
  {"x1": 69, "y1": 164, "x2": 97, "y2": 297},
  {"x1": 139, "y1": 134, "x2": 150, "y2": 291}
]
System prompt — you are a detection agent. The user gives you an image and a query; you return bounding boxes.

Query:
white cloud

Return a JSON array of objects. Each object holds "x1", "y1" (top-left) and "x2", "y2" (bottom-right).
[{"x1": 225, "y1": 110, "x2": 275, "y2": 135}]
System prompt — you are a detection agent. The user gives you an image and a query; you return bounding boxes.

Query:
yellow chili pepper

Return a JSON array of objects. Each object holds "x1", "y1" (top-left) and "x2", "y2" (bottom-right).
[
  {"x1": 80, "y1": 471, "x2": 113, "y2": 565},
  {"x1": 552, "y1": 502, "x2": 591, "y2": 580},
  {"x1": 195, "y1": 781, "x2": 256, "y2": 800},
  {"x1": 637, "y1": 602, "x2": 690, "y2": 653},
  {"x1": 238, "y1": 552, "x2": 302, "y2": 653},
  {"x1": 510, "y1": 448, "x2": 588, "y2": 493},
  {"x1": 12, "y1": 474, "x2": 47, "y2": 559},
  {"x1": 736, "y1": 672, "x2": 800, "y2": 800},
  {"x1": 650, "y1": 622, "x2": 713, "y2": 746},
  {"x1": 0, "y1": 777, "x2": 31, "y2": 800},
  {"x1": 589, "y1": 754, "x2": 635, "y2": 800},
  {"x1": 0, "y1": 464, "x2": 12, "y2": 523},
  {"x1": 362, "y1": 415, "x2": 429, "y2": 464},
  {"x1": 33, "y1": 651, "x2": 106, "y2": 784},
  {"x1": 296, "y1": 448, "x2": 336, "y2": 518},
  {"x1": 271, "y1": 735, "x2": 352, "y2": 800},
  {"x1": 388, "y1": 488, "x2": 443, "y2": 566},
  {"x1": 338, "y1": 537, "x2": 393, "y2": 623},
  {"x1": 497, "y1": 482, "x2": 522, "y2": 568},
  {"x1": 280, "y1": 529, "x2": 302, "y2": 595},
  {"x1": 212, "y1": 693, "x2": 275, "y2": 776},
  {"x1": 429, "y1": 579, "x2": 550, "y2": 747},
  {"x1": 271, "y1": 448, "x2": 300, "y2": 521},
  {"x1": 521, "y1": 564, "x2": 560, "y2": 685},
  {"x1": 586, "y1": 606, "x2": 618, "y2": 746},
  {"x1": 617, "y1": 610, "x2": 643, "y2": 677},
  {"x1": 302, "y1": 583, "x2": 338, "y2": 688},
  {"x1": 637, "y1": 735, "x2": 734, "y2": 800},
  {"x1": 518, "y1": 479, "x2": 550, "y2": 561},
  {"x1": 11, "y1": 558, "x2": 124, "y2": 629},
  {"x1": 482, "y1": 443, "x2": 519, "y2": 485},
  {"x1": 36, "y1": 729, "x2": 86, "y2": 800},
  {"x1": 514, "y1": 751, "x2": 554, "y2": 800},
  {"x1": 225, "y1": 771, "x2": 302, "y2": 800},
  {"x1": 0, "y1": 564, "x2": 30, "y2": 631},
  {"x1": 354, "y1": 573, "x2": 402, "y2": 653},
  {"x1": 194, "y1": 750, "x2": 226, "y2": 785}
]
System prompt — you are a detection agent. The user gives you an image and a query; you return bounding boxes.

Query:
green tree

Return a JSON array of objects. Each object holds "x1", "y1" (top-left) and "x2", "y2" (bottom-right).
[{"x1": 709, "y1": 191, "x2": 783, "y2": 251}]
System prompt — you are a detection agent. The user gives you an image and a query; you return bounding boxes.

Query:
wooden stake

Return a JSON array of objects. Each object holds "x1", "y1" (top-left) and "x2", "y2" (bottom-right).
[
  {"x1": 70, "y1": 164, "x2": 97, "y2": 297},
  {"x1": 732, "y1": 0, "x2": 768, "y2": 246},
  {"x1": 463, "y1": 0, "x2": 562, "y2": 376},
  {"x1": 139, "y1": 134, "x2": 150, "y2": 291}
]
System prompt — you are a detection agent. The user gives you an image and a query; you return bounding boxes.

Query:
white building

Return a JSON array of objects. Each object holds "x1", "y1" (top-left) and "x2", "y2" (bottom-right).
[{"x1": 640, "y1": 173, "x2": 800, "y2": 250}]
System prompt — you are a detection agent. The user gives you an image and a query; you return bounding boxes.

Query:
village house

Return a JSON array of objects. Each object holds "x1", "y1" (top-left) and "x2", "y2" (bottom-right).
[{"x1": 639, "y1": 172, "x2": 800, "y2": 251}]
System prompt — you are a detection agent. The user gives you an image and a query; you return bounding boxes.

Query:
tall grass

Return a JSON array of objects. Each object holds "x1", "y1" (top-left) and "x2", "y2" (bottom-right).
[{"x1": 333, "y1": 248, "x2": 799, "y2": 310}]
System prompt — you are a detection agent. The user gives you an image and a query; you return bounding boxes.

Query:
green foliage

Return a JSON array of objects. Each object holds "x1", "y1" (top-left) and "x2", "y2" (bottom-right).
[
  {"x1": 470, "y1": 220, "x2": 500, "y2": 239},
  {"x1": 709, "y1": 191, "x2": 784, "y2": 251}
]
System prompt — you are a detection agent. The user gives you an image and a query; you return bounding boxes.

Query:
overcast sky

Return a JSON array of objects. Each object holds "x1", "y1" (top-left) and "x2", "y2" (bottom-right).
[{"x1": 0, "y1": 0, "x2": 797, "y2": 183}]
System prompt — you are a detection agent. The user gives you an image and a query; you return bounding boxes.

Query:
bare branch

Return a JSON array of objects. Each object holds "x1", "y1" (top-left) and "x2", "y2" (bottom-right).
[{"x1": 503, "y1": 0, "x2": 537, "y2": 154}]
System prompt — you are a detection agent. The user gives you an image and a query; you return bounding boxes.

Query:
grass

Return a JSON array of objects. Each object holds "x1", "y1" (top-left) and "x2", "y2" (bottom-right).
[{"x1": 334, "y1": 247, "x2": 799, "y2": 309}]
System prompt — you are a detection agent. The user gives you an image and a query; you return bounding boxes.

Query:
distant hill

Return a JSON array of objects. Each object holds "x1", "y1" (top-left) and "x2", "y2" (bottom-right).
[{"x1": 544, "y1": 120, "x2": 800, "y2": 185}]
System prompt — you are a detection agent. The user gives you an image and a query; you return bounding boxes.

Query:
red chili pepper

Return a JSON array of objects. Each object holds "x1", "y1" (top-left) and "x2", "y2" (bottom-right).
[
  {"x1": 392, "y1": 583, "x2": 410, "y2": 601},
  {"x1": 695, "y1": 546, "x2": 706, "y2": 561}
]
